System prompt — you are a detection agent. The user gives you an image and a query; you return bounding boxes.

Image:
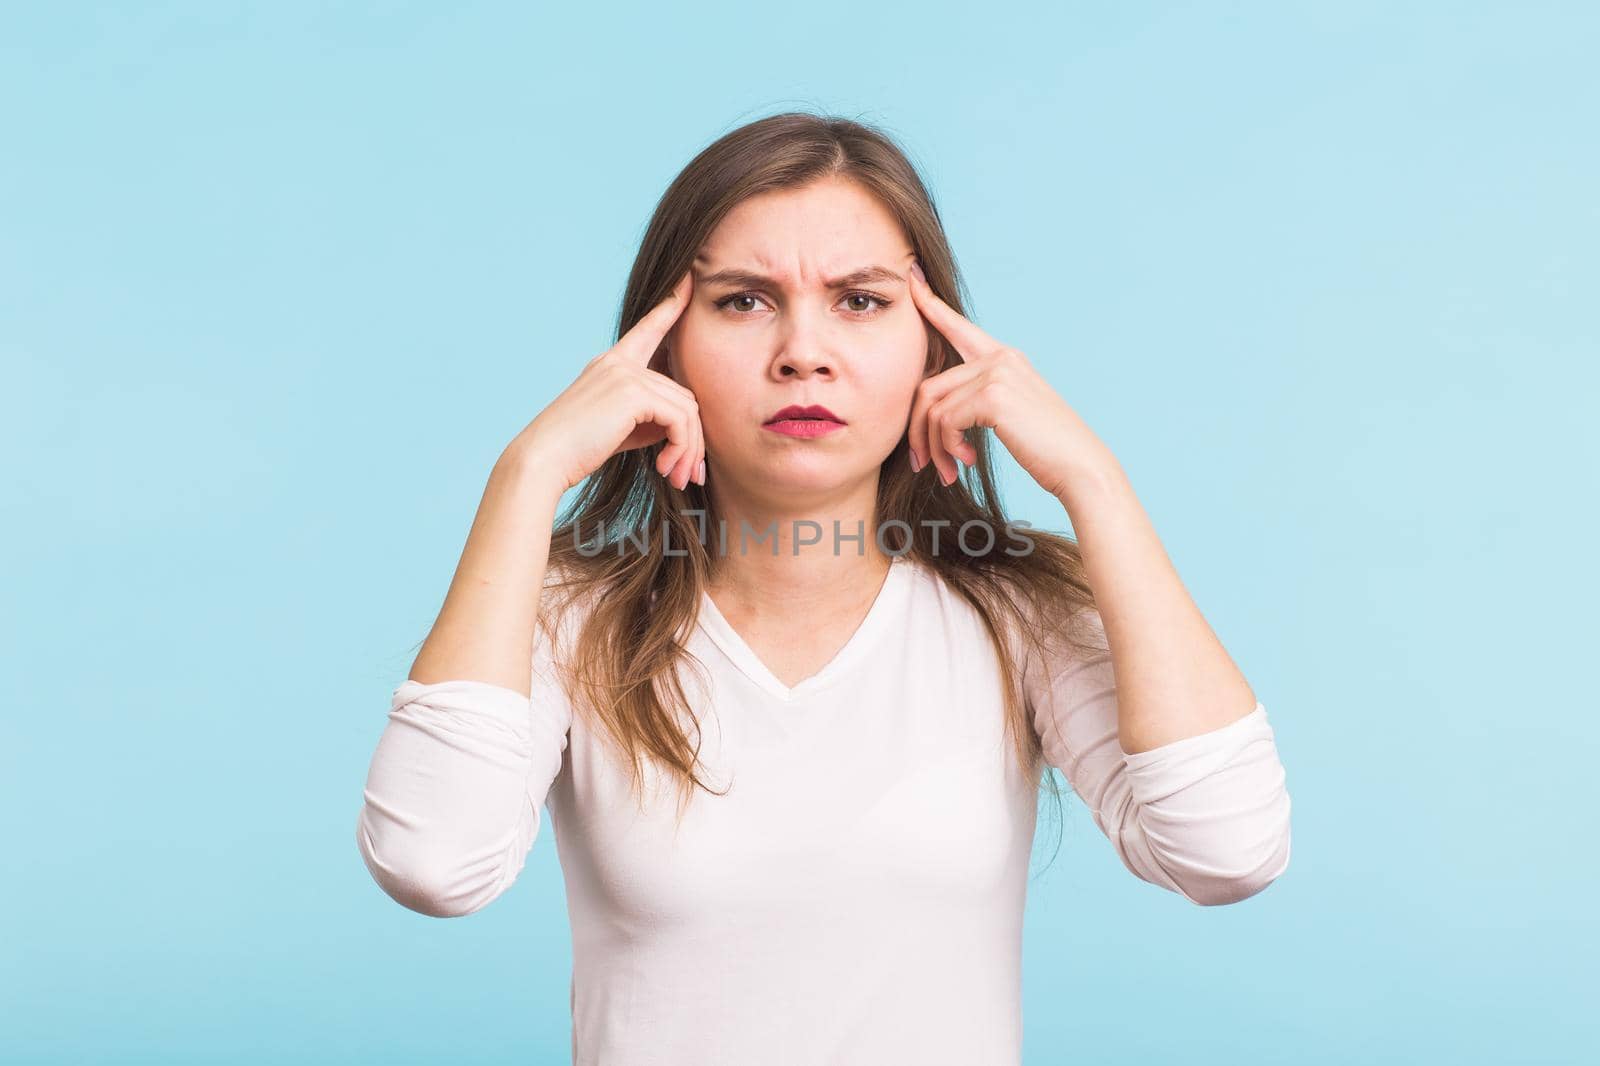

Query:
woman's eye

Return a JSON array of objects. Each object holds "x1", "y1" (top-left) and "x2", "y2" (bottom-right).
[
  {"x1": 712, "y1": 291, "x2": 892, "y2": 317},
  {"x1": 842, "y1": 292, "x2": 890, "y2": 314}
]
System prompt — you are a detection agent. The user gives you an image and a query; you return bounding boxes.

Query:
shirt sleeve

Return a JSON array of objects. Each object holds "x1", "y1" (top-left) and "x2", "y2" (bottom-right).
[
  {"x1": 354, "y1": 604, "x2": 575, "y2": 919},
  {"x1": 1024, "y1": 607, "x2": 1292, "y2": 906}
]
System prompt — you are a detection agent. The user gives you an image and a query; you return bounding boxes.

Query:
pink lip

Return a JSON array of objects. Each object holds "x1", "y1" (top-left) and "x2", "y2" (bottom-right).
[
  {"x1": 763, "y1": 404, "x2": 845, "y2": 438},
  {"x1": 766, "y1": 404, "x2": 844, "y2": 424},
  {"x1": 764, "y1": 418, "x2": 845, "y2": 438}
]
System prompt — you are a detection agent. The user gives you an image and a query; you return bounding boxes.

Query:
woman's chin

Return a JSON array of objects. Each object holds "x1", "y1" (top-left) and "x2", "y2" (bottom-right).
[{"x1": 726, "y1": 457, "x2": 874, "y2": 496}]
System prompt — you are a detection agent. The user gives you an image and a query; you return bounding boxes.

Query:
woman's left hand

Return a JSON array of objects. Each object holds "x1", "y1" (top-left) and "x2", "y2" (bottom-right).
[{"x1": 904, "y1": 259, "x2": 1117, "y2": 499}]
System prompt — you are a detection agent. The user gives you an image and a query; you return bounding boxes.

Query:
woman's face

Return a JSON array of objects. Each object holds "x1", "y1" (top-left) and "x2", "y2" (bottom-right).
[{"x1": 666, "y1": 176, "x2": 927, "y2": 504}]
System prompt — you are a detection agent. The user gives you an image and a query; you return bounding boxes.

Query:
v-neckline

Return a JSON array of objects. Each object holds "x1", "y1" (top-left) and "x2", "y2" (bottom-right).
[{"x1": 695, "y1": 554, "x2": 910, "y2": 703}]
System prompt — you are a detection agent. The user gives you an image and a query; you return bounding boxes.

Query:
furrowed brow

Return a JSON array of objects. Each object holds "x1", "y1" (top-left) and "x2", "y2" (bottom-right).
[{"x1": 696, "y1": 265, "x2": 905, "y2": 289}]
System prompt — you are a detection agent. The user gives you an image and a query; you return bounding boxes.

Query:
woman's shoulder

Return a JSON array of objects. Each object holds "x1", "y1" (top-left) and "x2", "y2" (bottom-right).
[{"x1": 921, "y1": 554, "x2": 1107, "y2": 677}]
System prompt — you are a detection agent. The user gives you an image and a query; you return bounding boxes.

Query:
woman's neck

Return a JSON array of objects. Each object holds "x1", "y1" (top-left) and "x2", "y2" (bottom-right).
[{"x1": 700, "y1": 475, "x2": 891, "y2": 613}]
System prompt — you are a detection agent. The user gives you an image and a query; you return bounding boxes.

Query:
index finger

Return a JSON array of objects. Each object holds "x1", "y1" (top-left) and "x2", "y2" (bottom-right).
[
  {"x1": 618, "y1": 269, "x2": 694, "y2": 367},
  {"x1": 907, "y1": 260, "x2": 1000, "y2": 364}
]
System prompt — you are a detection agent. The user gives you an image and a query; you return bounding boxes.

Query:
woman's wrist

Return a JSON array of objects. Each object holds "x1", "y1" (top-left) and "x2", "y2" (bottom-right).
[{"x1": 494, "y1": 435, "x2": 570, "y2": 505}]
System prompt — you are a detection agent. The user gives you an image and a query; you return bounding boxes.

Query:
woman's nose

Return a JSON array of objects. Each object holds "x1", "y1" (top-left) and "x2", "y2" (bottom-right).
[
  {"x1": 772, "y1": 312, "x2": 837, "y2": 377},
  {"x1": 775, "y1": 349, "x2": 833, "y2": 377}
]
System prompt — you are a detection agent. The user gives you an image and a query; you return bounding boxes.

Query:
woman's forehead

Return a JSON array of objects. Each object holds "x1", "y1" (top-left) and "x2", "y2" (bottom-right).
[{"x1": 698, "y1": 181, "x2": 907, "y2": 272}]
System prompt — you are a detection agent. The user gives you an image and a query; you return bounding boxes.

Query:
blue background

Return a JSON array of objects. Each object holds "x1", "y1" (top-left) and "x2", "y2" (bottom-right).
[{"x1": 5, "y1": 2, "x2": 1595, "y2": 1062}]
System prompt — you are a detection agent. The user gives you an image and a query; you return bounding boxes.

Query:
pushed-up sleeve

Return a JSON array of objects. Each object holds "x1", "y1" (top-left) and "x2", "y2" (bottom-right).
[
  {"x1": 1025, "y1": 607, "x2": 1292, "y2": 906},
  {"x1": 355, "y1": 607, "x2": 575, "y2": 918}
]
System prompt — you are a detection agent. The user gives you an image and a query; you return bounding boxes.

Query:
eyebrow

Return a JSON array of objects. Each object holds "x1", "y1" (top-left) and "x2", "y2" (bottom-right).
[{"x1": 694, "y1": 265, "x2": 906, "y2": 290}]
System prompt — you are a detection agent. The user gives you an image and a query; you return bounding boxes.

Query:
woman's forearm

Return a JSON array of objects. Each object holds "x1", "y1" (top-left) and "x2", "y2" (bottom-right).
[
  {"x1": 407, "y1": 443, "x2": 567, "y2": 696},
  {"x1": 1055, "y1": 456, "x2": 1259, "y2": 755}
]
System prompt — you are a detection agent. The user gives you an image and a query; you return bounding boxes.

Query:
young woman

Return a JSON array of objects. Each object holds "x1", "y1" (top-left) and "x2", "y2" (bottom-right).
[{"x1": 355, "y1": 112, "x2": 1292, "y2": 1064}]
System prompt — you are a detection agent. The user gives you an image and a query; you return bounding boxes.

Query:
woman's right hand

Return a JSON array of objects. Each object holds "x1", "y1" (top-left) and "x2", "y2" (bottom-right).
[{"x1": 511, "y1": 270, "x2": 705, "y2": 493}]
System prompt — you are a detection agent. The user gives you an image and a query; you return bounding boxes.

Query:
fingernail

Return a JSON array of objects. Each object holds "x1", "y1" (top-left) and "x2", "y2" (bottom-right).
[
  {"x1": 909, "y1": 447, "x2": 922, "y2": 472},
  {"x1": 909, "y1": 259, "x2": 925, "y2": 284},
  {"x1": 696, "y1": 459, "x2": 706, "y2": 484}
]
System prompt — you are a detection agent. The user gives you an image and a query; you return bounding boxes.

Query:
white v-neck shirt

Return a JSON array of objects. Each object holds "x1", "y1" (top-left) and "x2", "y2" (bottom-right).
[{"x1": 357, "y1": 553, "x2": 1292, "y2": 1065}]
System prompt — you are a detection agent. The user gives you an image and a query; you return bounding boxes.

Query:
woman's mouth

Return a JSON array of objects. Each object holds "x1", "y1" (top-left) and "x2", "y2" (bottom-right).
[
  {"x1": 764, "y1": 418, "x2": 845, "y2": 438},
  {"x1": 763, "y1": 404, "x2": 845, "y2": 439}
]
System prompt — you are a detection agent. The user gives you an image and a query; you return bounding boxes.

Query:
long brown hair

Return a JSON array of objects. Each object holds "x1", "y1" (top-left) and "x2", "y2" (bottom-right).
[{"x1": 537, "y1": 111, "x2": 1103, "y2": 870}]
